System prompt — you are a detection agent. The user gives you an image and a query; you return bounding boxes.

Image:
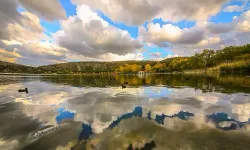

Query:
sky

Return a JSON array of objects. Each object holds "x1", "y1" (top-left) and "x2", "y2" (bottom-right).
[{"x1": 0, "y1": 0, "x2": 250, "y2": 66}]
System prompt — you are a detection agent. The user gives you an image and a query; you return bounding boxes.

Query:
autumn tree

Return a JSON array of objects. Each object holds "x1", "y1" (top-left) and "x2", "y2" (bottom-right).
[
  {"x1": 152, "y1": 63, "x2": 166, "y2": 72},
  {"x1": 131, "y1": 64, "x2": 142, "y2": 73},
  {"x1": 145, "y1": 64, "x2": 152, "y2": 72}
]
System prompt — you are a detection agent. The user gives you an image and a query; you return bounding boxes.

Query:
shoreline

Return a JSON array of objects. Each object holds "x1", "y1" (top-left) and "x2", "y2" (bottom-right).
[{"x1": 0, "y1": 69, "x2": 249, "y2": 76}]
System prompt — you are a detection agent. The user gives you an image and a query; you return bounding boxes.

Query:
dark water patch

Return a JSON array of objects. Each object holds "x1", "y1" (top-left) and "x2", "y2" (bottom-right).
[
  {"x1": 79, "y1": 124, "x2": 93, "y2": 140},
  {"x1": 127, "y1": 141, "x2": 156, "y2": 150},
  {"x1": 154, "y1": 111, "x2": 195, "y2": 125},
  {"x1": 0, "y1": 102, "x2": 40, "y2": 140},
  {"x1": 21, "y1": 121, "x2": 82, "y2": 150},
  {"x1": 206, "y1": 113, "x2": 249, "y2": 130}
]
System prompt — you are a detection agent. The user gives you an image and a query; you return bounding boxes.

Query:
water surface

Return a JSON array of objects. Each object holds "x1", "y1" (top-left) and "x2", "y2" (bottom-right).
[{"x1": 0, "y1": 74, "x2": 250, "y2": 150}]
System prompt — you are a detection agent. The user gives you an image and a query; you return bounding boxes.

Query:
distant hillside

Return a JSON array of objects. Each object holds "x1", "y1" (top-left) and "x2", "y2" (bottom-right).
[
  {"x1": 37, "y1": 60, "x2": 157, "y2": 74},
  {"x1": 0, "y1": 61, "x2": 36, "y2": 73},
  {"x1": 0, "y1": 60, "x2": 157, "y2": 74}
]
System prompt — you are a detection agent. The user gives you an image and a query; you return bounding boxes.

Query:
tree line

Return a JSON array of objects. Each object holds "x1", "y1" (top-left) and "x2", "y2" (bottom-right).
[{"x1": 116, "y1": 44, "x2": 250, "y2": 74}]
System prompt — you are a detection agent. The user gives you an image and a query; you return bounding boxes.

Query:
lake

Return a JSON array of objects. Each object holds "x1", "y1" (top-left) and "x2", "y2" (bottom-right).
[{"x1": 0, "y1": 74, "x2": 250, "y2": 150}]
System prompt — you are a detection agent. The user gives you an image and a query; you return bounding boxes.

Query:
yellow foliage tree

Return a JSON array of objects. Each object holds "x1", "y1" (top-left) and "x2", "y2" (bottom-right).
[
  {"x1": 153, "y1": 63, "x2": 165, "y2": 72},
  {"x1": 119, "y1": 66, "x2": 125, "y2": 72},
  {"x1": 116, "y1": 64, "x2": 142, "y2": 73},
  {"x1": 131, "y1": 64, "x2": 141, "y2": 73},
  {"x1": 145, "y1": 64, "x2": 152, "y2": 72},
  {"x1": 123, "y1": 64, "x2": 131, "y2": 73}
]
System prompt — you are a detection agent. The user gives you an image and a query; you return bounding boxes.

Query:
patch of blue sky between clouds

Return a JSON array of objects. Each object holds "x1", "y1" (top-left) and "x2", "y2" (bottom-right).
[
  {"x1": 41, "y1": 0, "x2": 77, "y2": 38},
  {"x1": 60, "y1": 0, "x2": 77, "y2": 17},
  {"x1": 209, "y1": 11, "x2": 242, "y2": 23},
  {"x1": 210, "y1": 0, "x2": 247, "y2": 23},
  {"x1": 17, "y1": 6, "x2": 26, "y2": 13},
  {"x1": 143, "y1": 44, "x2": 174, "y2": 60},
  {"x1": 97, "y1": 11, "x2": 139, "y2": 39},
  {"x1": 151, "y1": 18, "x2": 196, "y2": 29},
  {"x1": 40, "y1": 20, "x2": 61, "y2": 37}
]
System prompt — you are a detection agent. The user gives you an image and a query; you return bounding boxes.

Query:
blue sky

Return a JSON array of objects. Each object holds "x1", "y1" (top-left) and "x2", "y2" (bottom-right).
[{"x1": 0, "y1": 0, "x2": 250, "y2": 65}]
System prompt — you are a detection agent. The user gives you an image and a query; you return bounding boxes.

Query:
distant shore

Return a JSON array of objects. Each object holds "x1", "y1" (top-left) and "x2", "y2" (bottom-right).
[{"x1": 1, "y1": 70, "x2": 249, "y2": 76}]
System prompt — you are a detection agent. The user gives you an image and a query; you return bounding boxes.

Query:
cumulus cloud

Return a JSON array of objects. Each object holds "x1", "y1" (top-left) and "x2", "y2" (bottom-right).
[
  {"x1": 205, "y1": 22, "x2": 233, "y2": 34},
  {"x1": 0, "y1": 9, "x2": 67, "y2": 66},
  {"x1": 0, "y1": 0, "x2": 70, "y2": 66},
  {"x1": 139, "y1": 23, "x2": 205, "y2": 46},
  {"x1": 1, "y1": 38, "x2": 68, "y2": 66},
  {"x1": 205, "y1": 10, "x2": 250, "y2": 34},
  {"x1": 72, "y1": 0, "x2": 228, "y2": 25},
  {"x1": 0, "y1": 48, "x2": 21, "y2": 63},
  {"x1": 6, "y1": 19, "x2": 47, "y2": 43},
  {"x1": 11, "y1": 42, "x2": 68, "y2": 66},
  {"x1": 140, "y1": 10, "x2": 250, "y2": 56},
  {"x1": 0, "y1": 0, "x2": 66, "y2": 41},
  {"x1": 55, "y1": 5, "x2": 142, "y2": 59},
  {"x1": 223, "y1": 5, "x2": 244, "y2": 12},
  {"x1": 206, "y1": 10, "x2": 250, "y2": 47},
  {"x1": 234, "y1": 10, "x2": 250, "y2": 32},
  {"x1": 20, "y1": 11, "x2": 44, "y2": 33},
  {"x1": 0, "y1": 0, "x2": 22, "y2": 40},
  {"x1": 17, "y1": 42, "x2": 68, "y2": 66},
  {"x1": 100, "y1": 53, "x2": 144, "y2": 61},
  {"x1": 18, "y1": 0, "x2": 66, "y2": 20},
  {"x1": 150, "y1": 52, "x2": 162, "y2": 58}
]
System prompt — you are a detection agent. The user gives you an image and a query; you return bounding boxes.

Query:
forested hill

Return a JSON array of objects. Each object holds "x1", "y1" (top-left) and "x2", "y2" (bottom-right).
[
  {"x1": 37, "y1": 60, "x2": 157, "y2": 74},
  {"x1": 0, "y1": 44, "x2": 250, "y2": 74},
  {"x1": 0, "y1": 61, "x2": 35, "y2": 73},
  {"x1": 0, "y1": 60, "x2": 157, "y2": 74}
]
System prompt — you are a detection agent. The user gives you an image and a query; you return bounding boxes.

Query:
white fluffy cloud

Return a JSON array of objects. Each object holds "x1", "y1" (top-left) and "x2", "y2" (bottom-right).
[
  {"x1": 72, "y1": 0, "x2": 228, "y2": 25},
  {"x1": 0, "y1": 0, "x2": 66, "y2": 40},
  {"x1": 0, "y1": 8, "x2": 67, "y2": 66},
  {"x1": 5, "y1": 12, "x2": 47, "y2": 43},
  {"x1": 139, "y1": 23, "x2": 204, "y2": 47},
  {"x1": 1, "y1": 41, "x2": 68, "y2": 66},
  {"x1": 206, "y1": 10, "x2": 250, "y2": 47},
  {"x1": 55, "y1": 5, "x2": 142, "y2": 59},
  {"x1": 150, "y1": 52, "x2": 162, "y2": 58},
  {"x1": 0, "y1": 48, "x2": 21, "y2": 63},
  {"x1": 140, "y1": 10, "x2": 250, "y2": 56},
  {"x1": 65, "y1": 52, "x2": 144, "y2": 62},
  {"x1": 224, "y1": 5, "x2": 244, "y2": 12},
  {"x1": 18, "y1": 0, "x2": 66, "y2": 20},
  {"x1": 0, "y1": 0, "x2": 70, "y2": 66},
  {"x1": 205, "y1": 22, "x2": 233, "y2": 34},
  {"x1": 0, "y1": 0, "x2": 22, "y2": 40},
  {"x1": 234, "y1": 10, "x2": 250, "y2": 32}
]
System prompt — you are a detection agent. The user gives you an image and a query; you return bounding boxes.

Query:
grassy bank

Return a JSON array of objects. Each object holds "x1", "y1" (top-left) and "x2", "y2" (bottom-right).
[{"x1": 184, "y1": 60, "x2": 250, "y2": 75}]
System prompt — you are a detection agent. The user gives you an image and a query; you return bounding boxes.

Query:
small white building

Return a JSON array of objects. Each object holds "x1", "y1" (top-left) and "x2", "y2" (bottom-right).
[{"x1": 138, "y1": 71, "x2": 145, "y2": 74}]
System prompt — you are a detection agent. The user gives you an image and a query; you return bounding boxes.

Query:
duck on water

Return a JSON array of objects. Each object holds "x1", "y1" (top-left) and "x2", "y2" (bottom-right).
[{"x1": 18, "y1": 88, "x2": 28, "y2": 93}]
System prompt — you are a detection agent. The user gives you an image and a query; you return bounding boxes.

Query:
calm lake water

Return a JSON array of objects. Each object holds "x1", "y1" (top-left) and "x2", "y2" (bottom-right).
[{"x1": 0, "y1": 74, "x2": 250, "y2": 150}]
